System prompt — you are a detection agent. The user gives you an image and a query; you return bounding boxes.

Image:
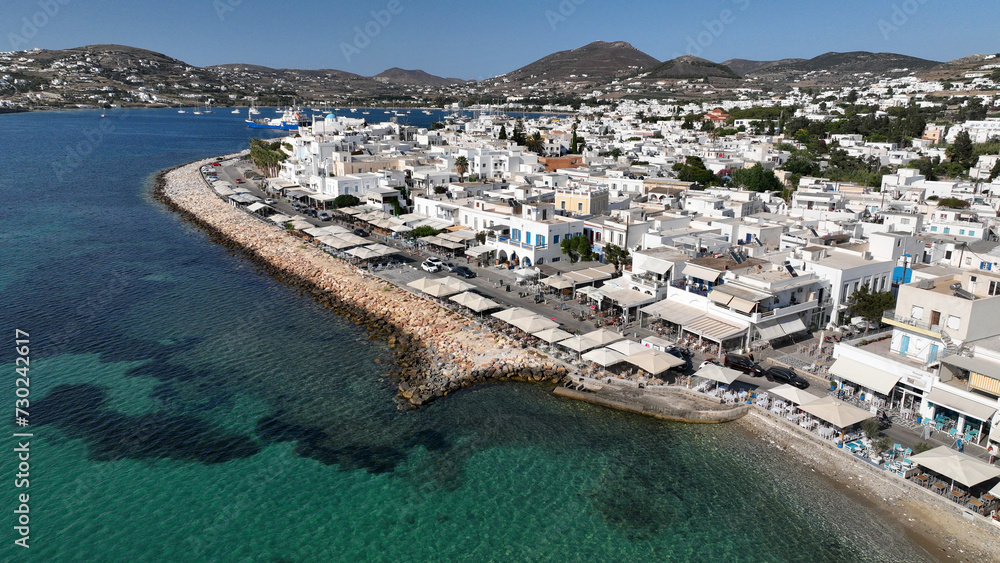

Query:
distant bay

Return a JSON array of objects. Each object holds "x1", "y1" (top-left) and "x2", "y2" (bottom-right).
[{"x1": 0, "y1": 108, "x2": 932, "y2": 562}]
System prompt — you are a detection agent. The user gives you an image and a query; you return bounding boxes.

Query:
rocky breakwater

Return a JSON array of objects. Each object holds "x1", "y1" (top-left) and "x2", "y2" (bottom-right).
[{"x1": 154, "y1": 157, "x2": 569, "y2": 407}]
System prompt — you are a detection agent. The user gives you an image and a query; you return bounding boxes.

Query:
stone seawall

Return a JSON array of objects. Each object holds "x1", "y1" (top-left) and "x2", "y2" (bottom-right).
[
  {"x1": 553, "y1": 386, "x2": 749, "y2": 423},
  {"x1": 153, "y1": 156, "x2": 568, "y2": 408}
]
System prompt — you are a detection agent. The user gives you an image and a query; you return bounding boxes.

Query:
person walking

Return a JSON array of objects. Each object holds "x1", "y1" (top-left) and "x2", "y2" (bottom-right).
[{"x1": 989, "y1": 445, "x2": 996, "y2": 465}]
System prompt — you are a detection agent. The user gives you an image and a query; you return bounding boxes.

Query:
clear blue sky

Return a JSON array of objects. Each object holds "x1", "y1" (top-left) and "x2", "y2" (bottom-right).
[{"x1": 5, "y1": 0, "x2": 999, "y2": 79}]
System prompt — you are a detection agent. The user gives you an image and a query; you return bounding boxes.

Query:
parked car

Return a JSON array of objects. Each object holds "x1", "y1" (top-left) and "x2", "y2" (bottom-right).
[
  {"x1": 318, "y1": 211, "x2": 331, "y2": 221},
  {"x1": 723, "y1": 353, "x2": 764, "y2": 377},
  {"x1": 353, "y1": 228, "x2": 369, "y2": 237},
  {"x1": 211, "y1": 162, "x2": 221, "y2": 167},
  {"x1": 454, "y1": 266, "x2": 476, "y2": 279},
  {"x1": 306, "y1": 208, "x2": 318, "y2": 218},
  {"x1": 234, "y1": 178, "x2": 245, "y2": 184},
  {"x1": 764, "y1": 366, "x2": 809, "y2": 389},
  {"x1": 263, "y1": 198, "x2": 275, "y2": 205},
  {"x1": 421, "y1": 259, "x2": 441, "y2": 273},
  {"x1": 699, "y1": 358, "x2": 720, "y2": 370},
  {"x1": 665, "y1": 347, "x2": 692, "y2": 372},
  {"x1": 440, "y1": 261, "x2": 457, "y2": 272}
]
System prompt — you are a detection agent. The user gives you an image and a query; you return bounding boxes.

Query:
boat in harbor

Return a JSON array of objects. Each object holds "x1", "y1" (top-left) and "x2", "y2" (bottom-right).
[
  {"x1": 245, "y1": 106, "x2": 303, "y2": 130},
  {"x1": 231, "y1": 108, "x2": 241, "y2": 114}
]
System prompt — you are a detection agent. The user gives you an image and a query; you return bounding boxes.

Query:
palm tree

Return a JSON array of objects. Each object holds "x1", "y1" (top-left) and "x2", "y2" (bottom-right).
[{"x1": 454, "y1": 156, "x2": 469, "y2": 182}]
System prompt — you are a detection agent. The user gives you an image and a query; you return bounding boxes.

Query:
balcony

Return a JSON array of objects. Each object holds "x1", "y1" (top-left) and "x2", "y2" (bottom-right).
[
  {"x1": 881, "y1": 309, "x2": 941, "y2": 337},
  {"x1": 487, "y1": 235, "x2": 546, "y2": 251}
]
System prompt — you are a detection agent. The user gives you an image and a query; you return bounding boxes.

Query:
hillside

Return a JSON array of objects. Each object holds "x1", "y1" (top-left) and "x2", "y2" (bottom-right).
[
  {"x1": 374, "y1": 68, "x2": 464, "y2": 87},
  {"x1": 642, "y1": 56, "x2": 740, "y2": 80},
  {"x1": 491, "y1": 41, "x2": 658, "y2": 85}
]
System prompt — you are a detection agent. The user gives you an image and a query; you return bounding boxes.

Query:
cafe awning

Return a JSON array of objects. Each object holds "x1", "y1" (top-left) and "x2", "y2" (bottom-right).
[
  {"x1": 641, "y1": 300, "x2": 704, "y2": 326},
  {"x1": 769, "y1": 384, "x2": 820, "y2": 405},
  {"x1": 683, "y1": 315, "x2": 746, "y2": 343},
  {"x1": 829, "y1": 357, "x2": 900, "y2": 396},
  {"x1": 604, "y1": 288, "x2": 656, "y2": 309},
  {"x1": 681, "y1": 263, "x2": 722, "y2": 282},
  {"x1": 708, "y1": 290, "x2": 733, "y2": 306},
  {"x1": 926, "y1": 387, "x2": 998, "y2": 422},
  {"x1": 543, "y1": 275, "x2": 575, "y2": 290},
  {"x1": 728, "y1": 296, "x2": 758, "y2": 314},
  {"x1": 694, "y1": 363, "x2": 743, "y2": 385}
]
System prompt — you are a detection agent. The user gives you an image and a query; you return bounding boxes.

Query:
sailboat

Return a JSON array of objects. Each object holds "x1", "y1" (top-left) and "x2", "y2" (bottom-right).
[
  {"x1": 177, "y1": 107, "x2": 186, "y2": 114},
  {"x1": 231, "y1": 108, "x2": 241, "y2": 114},
  {"x1": 100, "y1": 109, "x2": 106, "y2": 118}
]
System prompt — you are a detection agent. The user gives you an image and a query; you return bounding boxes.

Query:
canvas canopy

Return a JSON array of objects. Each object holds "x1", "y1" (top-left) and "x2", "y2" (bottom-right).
[
  {"x1": 694, "y1": 363, "x2": 743, "y2": 385},
  {"x1": 623, "y1": 349, "x2": 684, "y2": 375},
  {"x1": 908, "y1": 446, "x2": 1000, "y2": 488},
  {"x1": 799, "y1": 395, "x2": 874, "y2": 429}
]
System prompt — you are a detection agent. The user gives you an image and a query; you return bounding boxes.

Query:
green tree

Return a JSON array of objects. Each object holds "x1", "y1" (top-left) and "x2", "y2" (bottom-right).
[
  {"x1": 498, "y1": 124, "x2": 508, "y2": 140},
  {"x1": 845, "y1": 286, "x2": 895, "y2": 326},
  {"x1": 937, "y1": 197, "x2": 971, "y2": 209},
  {"x1": 730, "y1": 163, "x2": 783, "y2": 192},
  {"x1": 989, "y1": 159, "x2": 1000, "y2": 182},
  {"x1": 333, "y1": 194, "x2": 361, "y2": 208},
  {"x1": 512, "y1": 120, "x2": 527, "y2": 145},
  {"x1": 526, "y1": 132, "x2": 545, "y2": 154},
  {"x1": 560, "y1": 234, "x2": 593, "y2": 263},
  {"x1": 947, "y1": 130, "x2": 974, "y2": 168},
  {"x1": 604, "y1": 244, "x2": 630, "y2": 273},
  {"x1": 410, "y1": 225, "x2": 441, "y2": 238},
  {"x1": 454, "y1": 155, "x2": 469, "y2": 182},
  {"x1": 905, "y1": 159, "x2": 937, "y2": 181},
  {"x1": 672, "y1": 156, "x2": 715, "y2": 185}
]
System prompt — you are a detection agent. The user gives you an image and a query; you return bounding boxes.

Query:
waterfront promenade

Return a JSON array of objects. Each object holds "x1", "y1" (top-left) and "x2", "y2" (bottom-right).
[{"x1": 159, "y1": 154, "x2": 1000, "y2": 560}]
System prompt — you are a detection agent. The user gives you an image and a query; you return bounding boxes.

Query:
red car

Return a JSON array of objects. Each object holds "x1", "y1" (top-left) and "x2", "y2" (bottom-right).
[
  {"x1": 235, "y1": 179, "x2": 244, "y2": 184},
  {"x1": 211, "y1": 162, "x2": 221, "y2": 167}
]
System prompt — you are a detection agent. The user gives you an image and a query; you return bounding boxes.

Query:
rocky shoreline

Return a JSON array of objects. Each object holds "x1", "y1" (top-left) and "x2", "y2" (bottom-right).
[{"x1": 153, "y1": 155, "x2": 570, "y2": 408}]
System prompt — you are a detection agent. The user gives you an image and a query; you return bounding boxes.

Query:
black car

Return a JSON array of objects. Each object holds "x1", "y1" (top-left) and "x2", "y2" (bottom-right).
[
  {"x1": 764, "y1": 366, "x2": 809, "y2": 389},
  {"x1": 454, "y1": 266, "x2": 476, "y2": 279},
  {"x1": 723, "y1": 353, "x2": 764, "y2": 377},
  {"x1": 665, "y1": 348, "x2": 692, "y2": 372},
  {"x1": 353, "y1": 228, "x2": 369, "y2": 237}
]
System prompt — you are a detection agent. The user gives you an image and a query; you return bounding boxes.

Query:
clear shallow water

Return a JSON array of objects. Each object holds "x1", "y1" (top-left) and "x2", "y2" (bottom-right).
[{"x1": 0, "y1": 109, "x2": 930, "y2": 562}]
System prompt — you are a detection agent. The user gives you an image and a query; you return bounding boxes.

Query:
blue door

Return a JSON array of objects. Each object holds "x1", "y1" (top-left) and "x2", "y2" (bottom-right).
[
  {"x1": 900, "y1": 335, "x2": 910, "y2": 356},
  {"x1": 928, "y1": 344, "x2": 939, "y2": 363}
]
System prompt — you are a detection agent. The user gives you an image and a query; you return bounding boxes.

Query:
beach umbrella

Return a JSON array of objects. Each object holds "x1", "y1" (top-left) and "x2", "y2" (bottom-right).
[
  {"x1": 463, "y1": 294, "x2": 501, "y2": 313},
  {"x1": 509, "y1": 315, "x2": 559, "y2": 334},
  {"x1": 694, "y1": 363, "x2": 743, "y2": 385},
  {"x1": 908, "y1": 446, "x2": 1000, "y2": 489},
  {"x1": 582, "y1": 347, "x2": 626, "y2": 367},
  {"x1": 543, "y1": 275, "x2": 575, "y2": 290},
  {"x1": 581, "y1": 328, "x2": 625, "y2": 346},
  {"x1": 421, "y1": 282, "x2": 461, "y2": 298},
  {"x1": 532, "y1": 327, "x2": 574, "y2": 343},
  {"x1": 449, "y1": 291, "x2": 478, "y2": 307},
  {"x1": 407, "y1": 277, "x2": 441, "y2": 292},
  {"x1": 558, "y1": 335, "x2": 603, "y2": 354},
  {"x1": 438, "y1": 277, "x2": 475, "y2": 292},
  {"x1": 798, "y1": 395, "x2": 874, "y2": 429},
  {"x1": 491, "y1": 307, "x2": 534, "y2": 323},
  {"x1": 624, "y1": 349, "x2": 684, "y2": 375},
  {"x1": 768, "y1": 384, "x2": 820, "y2": 406},
  {"x1": 607, "y1": 340, "x2": 647, "y2": 356}
]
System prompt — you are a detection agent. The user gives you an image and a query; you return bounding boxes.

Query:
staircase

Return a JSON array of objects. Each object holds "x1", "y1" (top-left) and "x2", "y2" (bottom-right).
[{"x1": 939, "y1": 330, "x2": 960, "y2": 356}]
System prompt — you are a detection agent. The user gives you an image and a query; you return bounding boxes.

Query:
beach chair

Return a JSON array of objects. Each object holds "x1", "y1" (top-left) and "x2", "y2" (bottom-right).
[{"x1": 893, "y1": 443, "x2": 903, "y2": 453}]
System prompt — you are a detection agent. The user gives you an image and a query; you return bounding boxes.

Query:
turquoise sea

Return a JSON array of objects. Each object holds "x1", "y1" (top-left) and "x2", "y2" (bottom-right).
[{"x1": 0, "y1": 108, "x2": 932, "y2": 562}]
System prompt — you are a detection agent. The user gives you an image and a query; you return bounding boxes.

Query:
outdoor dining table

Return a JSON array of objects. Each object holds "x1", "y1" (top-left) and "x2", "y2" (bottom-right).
[
  {"x1": 948, "y1": 490, "x2": 968, "y2": 502},
  {"x1": 912, "y1": 474, "x2": 929, "y2": 486},
  {"x1": 967, "y1": 498, "x2": 986, "y2": 513},
  {"x1": 818, "y1": 427, "x2": 836, "y2": 439},
  {"x1": 900, "y1": 408, "x2": 913, "y2": 420},
  {"x1": 931, "y1": 482, "x2": 948, "y2": 494}
]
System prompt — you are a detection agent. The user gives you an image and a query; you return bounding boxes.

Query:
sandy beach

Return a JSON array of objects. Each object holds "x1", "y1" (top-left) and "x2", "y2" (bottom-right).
[{"x1": 156, "y1": 155, "x2": 1000, "y2": 561}]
